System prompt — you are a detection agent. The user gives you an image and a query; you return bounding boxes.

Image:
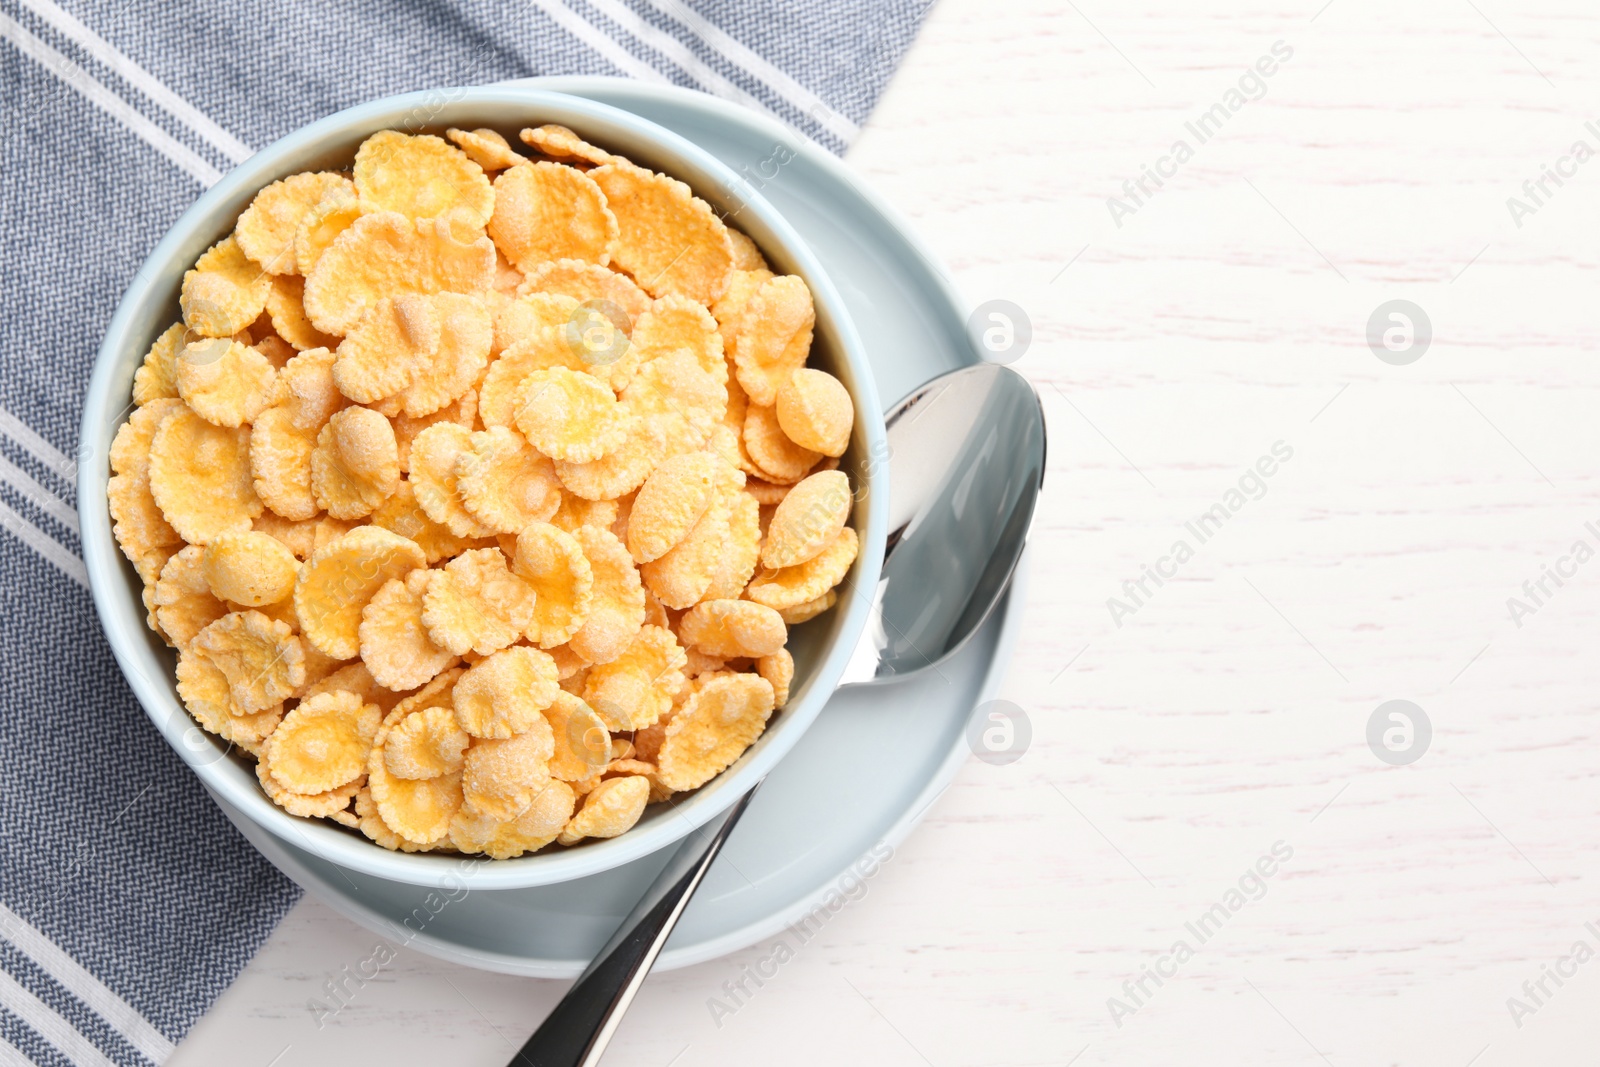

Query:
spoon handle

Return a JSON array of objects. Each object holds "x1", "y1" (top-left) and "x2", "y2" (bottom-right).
[{"x1": 508, "y1": 783, "x2": 762, "y2": 1067}]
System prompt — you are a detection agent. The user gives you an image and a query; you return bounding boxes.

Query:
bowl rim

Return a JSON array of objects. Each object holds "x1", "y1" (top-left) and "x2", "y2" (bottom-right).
[{"x1": 78, "y1": 85, "x2": 887, "y2": 890}]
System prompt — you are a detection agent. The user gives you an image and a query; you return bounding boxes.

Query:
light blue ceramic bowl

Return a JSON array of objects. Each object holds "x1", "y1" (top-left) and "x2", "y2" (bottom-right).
[{"x1": 78, "y1": 87, "x2": 886, "y2": 890}]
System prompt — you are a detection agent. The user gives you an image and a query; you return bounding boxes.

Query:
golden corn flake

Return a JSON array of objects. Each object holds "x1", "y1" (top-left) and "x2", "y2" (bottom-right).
[
  {"x1": 743, "y1": 402, "x2": 820, "y2": 484},
  {"x1": 743, "y1": 476, "x2": 791, "y2": 506},
  {"x1": 393, "y1": 390, "x2": 474, "y2": 473},
  {"x1": 181, "y1": 236, "x2": 272, "y2": 338},
  {"x1": 520, "y1": 258, "x2": 650, "y2": 323},
  {"x1": 557, "y1": 774, "x2": 649, "y2": 845},
  {"x1": 568, "y1": 526, "x2": 646, "y2": 665},
  {"x1": 758, "y1": 647, "x2": 794, "y2": 708},
  {"x1": 490, "y1": 290, "x2": 577, "y2": 362},
  {"x1": 360, "y1": 569, "x2": 457, "y2": 692},
  {"x1": 148, "y1": 406, "x2": 260, "y2": 543},
  {"x1": 407, "y1": 422, "x2": 494, "y2": 538},
  {"x1": 457, "y1": 426, "x2": 562, "y2": 534},
  {"x1": 331, "y1": 294, "x2": 440, "y2": 403},
  {"x1": 294, "y1": 525, "x2": 426, "y2": 659},
  {"x1": 632, "y1": 295, "x2": 724, "y2": 380},
  {"x1": 253, "y1": 334, "x2": 297, "y2": 371},
  {"x1": 640, "y1": 488, "x2": 729, "y2": 610},
  {"x1": 201, "y1": 530, "x2": 298, "y2": 606},
  {"x1": 548, "y1": 492, "x2": 619, "y2": 535},
  {"x1": 762, "y1": 470, "x2": 851, "y2": 569},
  {"x1": 265, "y1": 690, "x2": 379, "y2": 793},
  {"x1": 367, "y1": 749, "x2": 462, "y2": 846},
  {"x1": 195, "y1": 609, "x2": 307, "y2": 713},
  {"x1": 462, "y1": 720, "x2": 555, "y2": 820},
  {"x1": 446, "y1": 127, "x2": 524, "y2": 172},
  {"x1": 520, "y1": 124, "x2": 617, "y2": 167},
  {"x1": 235, "y1": 171, "x2": 355, "y2": 274},
  {"x1": 275, "y1": 346, "x2": 345, "y2": 430},
  {"x1": 678, "y1": 600, "x2": 786, "y2": 659},
  {"x1": 552, "y1": 410, "x2": 666, "y2": 505},
  {"x1": 258, "y1": 751, "x2": 361, "y2": 819},
  {"x1": 394, "y1": 292, "x2": 491, "y2": 417},
  {"x1": 354, "y1": 130, "x2": 494, "y2": 229},
  {"x1": 705, "y1": 488, "x2": 760, "y2": 601},
  {"x1": 249, "y1": 405, "x2": 319, "y2": 521},
  {"x1": 656, "y1": 673, "x2": 774, "y2": 792},
  {"x1": 541, "y1": 691, "x2": 611, "y2": 782},
  {"x1": 627, "y1": 451, "x2": 716, "y2": 564},
  {"x1": 367, "y1": 477, "x2": 479, "y2": 564},
  {"x1": 450, "y1": 778, "x2": 574, "y2": 859},
  {"x1": 620, "y1": 347, "x2": 726, "y2": 441},
  {"x1": 582, "y1": 624, "x2": 686, "y2": 731},
  {"x1": 132, "y1": 324, "x2": 185, "y2": 405},
  {"x1": 746, "y1": 527, "x2": 858, "y2": 611},
  {"x1": 488, "y1": 161, "x2": 617, "y2": 272},
  {"x1": 302, "y1": 210, "x2": 494, "y2": 337},
  {"x1": 712, "y1": 268, "x2": 775, "y2": 358},
  {"x1": 775, "y1": 368, "x2": 851, "y2": 458},
  {"x1": 726, "y1": 227, "x2": 768, "y2": 272},
  {"x1": 420, "y1": 548, "x2": 537, "y2": 658},
  {"x1": 512, "y1": 522, "x2": 593, "y2": 647},
  {"x1": 589, "y1": 161, "x2": 733, "y2": 305},
  {"x1": 731, "y1": 274, "x2": 814, "y2": 406},
  {"x1": 294, "y1": 191, "x2": 366, "y2": 277},
  {"x1": 175, "y1": 339, "x2": 277, "y2": 428},
  {"x1": 154, "y1": 545, "x2": 229, "y2": 646},
  {"x1": 452, "y1": 645, "x2": 559, "y2": 738},
  {"x1": 384, "y1": 703, "x2": 470, "y2": 779},
  {"x1": 311, "y1": 406, "x2": 400, "y2": 520},
  {"x1": 264, "y1": 274, "x2": 339, "y2": 351},
  {"x1": 109, "y1": 399, "x2": 185, "y2": 561},
  {"x1": 513, "y1": 367, "x2": 634, "y2": 463}
]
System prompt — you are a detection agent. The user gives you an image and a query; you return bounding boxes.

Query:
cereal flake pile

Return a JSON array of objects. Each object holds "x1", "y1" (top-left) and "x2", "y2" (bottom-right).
[{"x1": 106, "y1": 124, "x2": 859, "y2": 857}]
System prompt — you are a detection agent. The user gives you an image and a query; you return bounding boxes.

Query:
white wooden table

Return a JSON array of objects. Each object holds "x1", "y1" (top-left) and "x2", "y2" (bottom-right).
[{"x1": 174, "y1": 2, "x2": 1600, "y2": 1063}]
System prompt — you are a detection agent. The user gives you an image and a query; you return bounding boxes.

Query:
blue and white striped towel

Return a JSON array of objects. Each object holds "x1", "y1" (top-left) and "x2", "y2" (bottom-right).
[{"x1": 0, "y1": 2, "x2": 931, "y2": 1062}]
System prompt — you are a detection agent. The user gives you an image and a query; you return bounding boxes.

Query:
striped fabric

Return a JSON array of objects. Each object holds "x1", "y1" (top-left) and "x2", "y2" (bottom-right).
[{"x1": 0, "y1": 1, "x2": 931, "y2": 1062}]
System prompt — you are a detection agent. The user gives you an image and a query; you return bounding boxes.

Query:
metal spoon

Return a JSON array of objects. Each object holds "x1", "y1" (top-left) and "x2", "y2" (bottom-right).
[{"x1": 510, "y1": 364, "x2": 1046, "y2": 1067}]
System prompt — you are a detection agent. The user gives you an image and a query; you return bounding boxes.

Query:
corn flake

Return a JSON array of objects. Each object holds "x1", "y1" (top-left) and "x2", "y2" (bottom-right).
[
  {"x1": 303, "y1": 211, "x2": 493, "y2": 337},
  {"x1": 249, "y1": 405, "x2": 319, "y2": 521},
  {"x1": 640, "y1": 486, "x2": 729, "y2": 610},
  {"x1": 331, "y1": 294, "x2": 440, "y2": 403},
  {"x1": 265, "y1": 690, "x2": 379, "y2": 793},
  {"x1": 236, "y1": 171, "x2": 355, "y2": 274},
  {"x1": 394, "y1": 292, "x2": 491, "y2": 417},
  {"x1": 258, "y1": 750, "x2": 361, "y2": 818},
  {"x1": 743, "y1": 402, "x2": 820, "y2": 483},
  {"x1": 488, "y1": 161, "x2": 617, "y2": 272},
  {"x1": 264, "y1": 274, "x2": 339, "y2": 352},
  {"x1": 520, "y1": 124, "x2": 617, "y2": 167},
  {"x1": 202, "y1": 530, "x2": 298, "y2": 606},
  {"x1": 367, "y1": 750, "x2": 462, "y2": 846},
  {"x1": 513, "y1": 367, "x2": 634, "y2": 463},
  {"x1": 569, "y1": 526, "x2": 645, "y2": 665},
  {"x1": 746, "y1": 527, "x2": 858, "y2": 611},
  {"x1": 175, "y1": 339, "x2": 278, "y2": 428},
  {"x1": 511, "y1": 523, "x2": 594, "y2": 647},
  {"x1": 462, "y1": 720, "x2": 555, "y2": 820},
  {"x1": 726, "y1": 228, "x2": 768, "y2": 272},
  {"x1": 762, "y1": 470, "x2": 851, "y2": 569},
  {"x1": 354, "y1": 130, "x2": 494, "y2": 229},
  {"x1": 520, "y1": 258, "x2": 650, "y2": 322},
  {"x1": 408, "y1": 421, "x2": 495, "y2": 538},
  {"x1": 309, "y1": 407, "x2": 400, "y2": 519},
  {"x1": 557, "y1": 774, "x2": 649, "y2": 844},
  {"x1": 294, "y1": 191, "x2": 366, "y2": 277},
  {"x1": 393, "y1": 390, "x2": 475, "y2": 473},
  {"x1": 195, "y1": 609, "x2": 307, "y2": 713},
  {"x1": 420, "y1": 548, "x2": 537, "y2": 658},
  {"x1": 148, "y1": 406, "x2": 260, "y2": 543},
  {"x1": 109, "y1": 399, "x2": 185, "y2": 561},
  {"x1": 154, "y1": 545, "x2": 229, "y2": 645},
  {"x1": 678, "y1": 600, "x2": 786, "y2": 659},
  {"x1": 582, "y1": 624, "x2": 686, "y2": 731},
  {"x1": 132, "y1": 324, "x2": 185, "y2": 405},
  {"x1": 360, "y1": 569, "x2": 457, "y2": 692},
  {"x1": 450, "y1": 778, "x2": 574, "y2": 859},
  {"x1": 589, "y1": 161, "x2": 733, "y2": 305},
  {"x1": 294, "y1": 525, "x2": 426, "y2": 659},
  {"x1": 367, "y1": 477, "x2": 480, "y2": 563},
  {"x1": 181, "y1": 236, "x2": 272, "y2": 338},
  {"x1": 384, "y1": 703, "x2": 470, "y2": 779},
  {"x1": 656, "y1": 673, "x2": 774, "y2": 792},
  {"x1": 489, "y1": 291, "x2": 577, "y2": 362},
  {"x1": 457, "y1": 426, "x2": 562, "y2": 534},
  {"x1": 626, "y1": 451, "x2": 716, "y2": 564},
  {"x1": 446, "y1": 127, "x2": 524, "y2": 172}
]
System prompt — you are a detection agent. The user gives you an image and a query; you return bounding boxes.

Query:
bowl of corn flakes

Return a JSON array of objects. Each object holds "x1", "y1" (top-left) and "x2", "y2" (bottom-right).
[{"x1": 79, "y1": 86, "x2": 887, "y2": 889}]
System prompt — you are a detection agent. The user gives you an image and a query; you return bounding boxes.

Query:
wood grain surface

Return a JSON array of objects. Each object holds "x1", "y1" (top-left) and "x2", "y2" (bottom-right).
[{"x1": 173, "y1": 1, "x2": 1600, "y2": 1064}]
